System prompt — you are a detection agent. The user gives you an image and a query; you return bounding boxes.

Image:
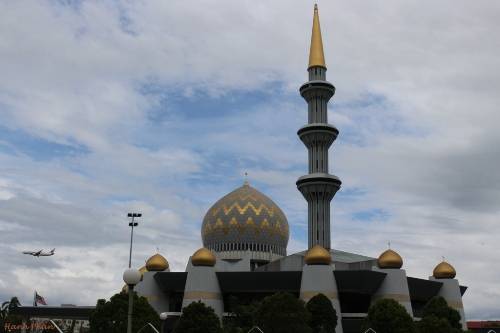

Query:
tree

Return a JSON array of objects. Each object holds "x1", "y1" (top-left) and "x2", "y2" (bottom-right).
[
  {"x1": 416, "y1": 315, "x2": 457, "y2": 333},
  {"x1": 173, "y1": 301, "x2": 222, "y2": 333},
  {"x1": 254, "y1": 292, "x2": 311, "y2": 333},
  {"x1": 306, "y1": 293, "x2": 337, "y2": 333},
  {"x1": 223, "y1": 296, "x2": 260, "y2": 333},
  {"x1": 89, "y1": 291, "x2": 160, "y2": 333},
  {"x1": 1, "y1": 297, "x2": 22, "y2": 333},
  {"x1": 420, "y1": 297, "x2": 461, "y2": 330},
  {"x1": 1, "y1": 297, "x2": 20, "y2": 320},
  {"x1": 362, "y1": 299, "x2": 416, "y2": 333}
]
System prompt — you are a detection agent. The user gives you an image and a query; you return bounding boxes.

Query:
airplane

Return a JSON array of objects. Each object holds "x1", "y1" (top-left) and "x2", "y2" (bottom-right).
[{"x1": 22, "y1": 249, "x2": 55, "y2": 257}]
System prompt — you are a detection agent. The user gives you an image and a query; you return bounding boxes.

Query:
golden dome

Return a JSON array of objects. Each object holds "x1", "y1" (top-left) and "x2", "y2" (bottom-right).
[
  {"x1": 304, "y1": 245, "x2": 331, "y2": 265},
  {"x1": 191, "y1": 248, "x2": 216, "y2": 267},
  {"x1": 377, "y1": 249, "x2": 403, "y2": 269},
  {"x1": 146, "y1": 253, "x2": 169, "y2": 271},
  {"x1": 433, "y1": 261, "x2": 456, "y2": 279}
]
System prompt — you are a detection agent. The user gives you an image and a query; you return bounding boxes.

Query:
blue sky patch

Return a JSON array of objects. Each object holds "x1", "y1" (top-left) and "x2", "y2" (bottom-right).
[
  {"x1": 352, "y1": 208, "x2": 390, "y2": 223},
  {"x1": 0, "y1": 126, "x2": 88, "y2": 161}
]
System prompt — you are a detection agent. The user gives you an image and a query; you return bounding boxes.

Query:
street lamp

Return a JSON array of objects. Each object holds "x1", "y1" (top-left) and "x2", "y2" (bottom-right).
[
  {"x1": 123, "y1": 268, "x2": 142, "y2": 333},
  {"x1": 159, "y1": 312, "x2": 169, "y2": 333},
  {"x1": 127, "y1": 212, "x2": 142, "y2": 268}
]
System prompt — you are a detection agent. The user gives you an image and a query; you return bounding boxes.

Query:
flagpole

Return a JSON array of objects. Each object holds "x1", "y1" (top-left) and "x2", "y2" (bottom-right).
[{"x1": 33, "y1": 291, "x2": 36, "y2": 307}]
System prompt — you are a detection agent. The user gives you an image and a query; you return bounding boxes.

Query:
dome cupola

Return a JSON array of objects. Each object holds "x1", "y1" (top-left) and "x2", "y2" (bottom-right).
[
  {"x1": 191, "y1": 248, "x2": 216, "y2": 266},
  {"x1": 145, "y1": 253, "x2": 169, "y2": 271},
  {"x1": 433, "y1": 261, "x2": 456, "y2": 279},
  {"x1": 304, "y1": 245, "x2": 331, "y2": 265},
  {"x1": 377, "y1": 249, "x2": 403, "y2": 269}
]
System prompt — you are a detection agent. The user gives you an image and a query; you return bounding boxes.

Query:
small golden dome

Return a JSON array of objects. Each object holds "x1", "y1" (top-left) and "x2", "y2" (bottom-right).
[
  {"x1": 191, "y1": 248, "x2": 216, "y2": 266},
  {"x1": 146, "y1": 253, "x2": 169, "y2": 271},
  {"x1": 304, "y1": 245, "x2": 331, "y2": 265},
  {"x1": 377, "y1": 249, "x2": 403, "y2": 269},
  {"x1": 433, "y1": 261, "x2": 456, "y2": 279}
]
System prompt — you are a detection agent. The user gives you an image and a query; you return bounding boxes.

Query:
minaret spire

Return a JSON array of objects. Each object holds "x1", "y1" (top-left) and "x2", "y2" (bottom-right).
[
  {"x1": 309, "y1": 4, "x2": 326, "y2": 69},
  {"x1": 297, "y1": 4, "x2": 341, "y2": 250}
]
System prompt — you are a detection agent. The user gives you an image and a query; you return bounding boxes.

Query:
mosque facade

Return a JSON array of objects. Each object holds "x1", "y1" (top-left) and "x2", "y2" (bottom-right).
[{"x1": 134, "y1": 5, "x2": 467, "y2": 333}]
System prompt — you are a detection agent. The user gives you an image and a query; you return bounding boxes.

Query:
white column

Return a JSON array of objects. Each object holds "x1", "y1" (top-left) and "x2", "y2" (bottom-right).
[
  {"x1": 182, "y1": 262, "x2": 224, "y2": 317},
  {"x1": 372, "y1": 268, "x2": 413, "y2": 317},
  {"x1": 300, "y1": 264, "x2": 343, "y2": 333},
  {"x1": 430, "y1": 277, "x2": 467, "y2": 330},
  {"x1": 135, "y1": 271, "x2": 170, "y2": 314}
]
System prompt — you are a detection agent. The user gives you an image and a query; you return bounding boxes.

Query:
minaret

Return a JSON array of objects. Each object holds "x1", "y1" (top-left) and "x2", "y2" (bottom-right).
[{"x1": 297, "y1": 4, "x2": 341, "y2": 250}]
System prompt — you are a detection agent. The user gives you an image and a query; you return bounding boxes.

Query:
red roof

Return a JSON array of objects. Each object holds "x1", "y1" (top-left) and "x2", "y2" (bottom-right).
[{"x1": 468, "y1": 321, "x2": 500, "y2": 329}]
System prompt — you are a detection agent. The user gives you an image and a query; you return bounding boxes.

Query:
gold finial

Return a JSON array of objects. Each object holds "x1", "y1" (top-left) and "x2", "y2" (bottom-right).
[{"x1": 308, "y1": 4, "x2": 326, "y2": 69}]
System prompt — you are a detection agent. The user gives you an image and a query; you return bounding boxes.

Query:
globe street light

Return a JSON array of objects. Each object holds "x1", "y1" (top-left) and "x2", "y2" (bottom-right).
[
  {"x1": 123, "y1": 268, "x2": 142, "y2": 333},
  {"x1": 160, "y1": 313, "x2": 168, "y2": 333}
]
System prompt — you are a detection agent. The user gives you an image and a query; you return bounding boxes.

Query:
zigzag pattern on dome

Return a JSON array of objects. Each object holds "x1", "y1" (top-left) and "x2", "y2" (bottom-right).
[
  {"x1": 202, "y1": 216, "x2": 288, "y2": 238},
  {"x1": 210, "y1": 201, "x2": 277, "y2": 217}
]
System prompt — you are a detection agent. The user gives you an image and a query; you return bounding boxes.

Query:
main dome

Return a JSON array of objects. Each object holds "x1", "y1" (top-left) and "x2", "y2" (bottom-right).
[{"x1": 201, "y1": 181, "x2": 289, "y2": 257}]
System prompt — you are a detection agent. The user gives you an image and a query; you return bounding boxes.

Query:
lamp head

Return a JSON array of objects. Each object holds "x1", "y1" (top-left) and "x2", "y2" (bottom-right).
[{"x1": 123, "y1": 268, "x2": 142, "y2": 285}]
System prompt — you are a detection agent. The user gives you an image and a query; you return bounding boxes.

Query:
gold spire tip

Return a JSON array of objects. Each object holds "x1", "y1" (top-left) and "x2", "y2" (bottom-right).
[{"x1": 308, "y1": 3, "x2": 326, "y2": 69}]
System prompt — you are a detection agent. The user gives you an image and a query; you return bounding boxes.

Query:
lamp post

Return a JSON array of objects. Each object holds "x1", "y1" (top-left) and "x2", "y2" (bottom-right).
[
  {"x1": 123, "y1": 268, "x2": 142, "y2": 333},
  {"x1": 127, "y1": 212, "x2": 141, "y2": 268},
  {"x1": 159, "y1": 312, "x2": 168, "y2": 333}
]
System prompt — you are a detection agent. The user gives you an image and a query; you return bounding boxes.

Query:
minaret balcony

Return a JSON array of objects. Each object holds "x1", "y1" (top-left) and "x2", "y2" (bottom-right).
[
  {"x1": 298, "y1": 123, "x2": 338, "y2": 148},
  {"x1": 296, "y1": 173, "x2": 341, "y2": 201},
  {"x1": 300, "y1": 80, "x2": 335, "y2": 101}
]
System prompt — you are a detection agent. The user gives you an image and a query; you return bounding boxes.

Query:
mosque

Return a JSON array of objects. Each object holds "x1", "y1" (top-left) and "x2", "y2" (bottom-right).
[{"x1": 134, "y1": 5, "x2": 468, "y2": 333}]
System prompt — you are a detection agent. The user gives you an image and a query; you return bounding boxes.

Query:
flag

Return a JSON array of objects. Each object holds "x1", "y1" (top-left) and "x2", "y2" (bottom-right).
[{"x1": 34, "y1": 291, "x2": 47, "y2": 306}]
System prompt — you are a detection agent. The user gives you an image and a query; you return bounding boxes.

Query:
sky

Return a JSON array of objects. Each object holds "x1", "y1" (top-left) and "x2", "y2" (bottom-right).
[{"x1": 0, "y1": 0, "x2": 499, "y2": 320}]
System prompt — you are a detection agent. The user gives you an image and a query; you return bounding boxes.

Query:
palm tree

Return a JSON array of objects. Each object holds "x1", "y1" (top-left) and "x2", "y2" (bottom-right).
[{"x1": 1, "y1": 297, "x2": 21, "y2": 320}]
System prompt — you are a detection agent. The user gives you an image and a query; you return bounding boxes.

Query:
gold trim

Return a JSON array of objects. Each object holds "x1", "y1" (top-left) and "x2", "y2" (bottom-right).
[
  {"x1": 300, "y1": 291, "x2": 338, "y2": 300},
  {"x1": 372, "y1": 293, "x2": 411, "y2": 302},
  {"x1": 446, "y1": 300, "x2": 464, "y2": 309},
  {"x1": 183, "y1": 291, "x2": 223, "y2": 300}
]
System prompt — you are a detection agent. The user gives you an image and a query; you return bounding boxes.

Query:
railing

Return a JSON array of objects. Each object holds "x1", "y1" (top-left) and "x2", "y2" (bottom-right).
[{"x1": 137, "y1": 322, "x2": 160, "y2": 333}]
